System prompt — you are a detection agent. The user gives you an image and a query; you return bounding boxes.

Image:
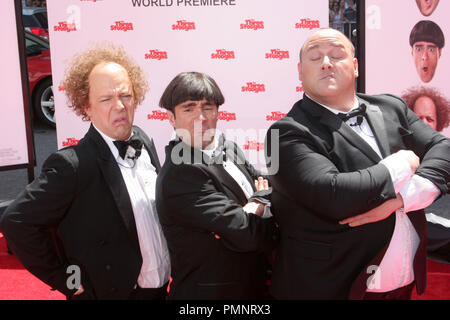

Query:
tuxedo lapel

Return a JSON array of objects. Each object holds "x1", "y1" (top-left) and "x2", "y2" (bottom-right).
[
  {"x1": 133, "y1": 126, "x2": 161, "y2": 173},
  {"x1": 224, "y1": 140, "x2": 257, "y2": 193},
  {"x1": 362, "y1": 100, "x2": 391, "y2": 158},
  {"x1": 207, "y1": 163, "x2": 248, "y2": 206},
  {"x1": 305, "y1": 98, "x2": 382, "y2": 164},
  {"x1": 86, "y1": 125, "x2": 141, "y2": 252}
]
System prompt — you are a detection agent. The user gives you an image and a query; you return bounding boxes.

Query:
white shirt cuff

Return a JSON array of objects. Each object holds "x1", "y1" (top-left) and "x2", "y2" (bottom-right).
[{"x1": 399, "y1": 175, "x2": 441, "y2": 213}]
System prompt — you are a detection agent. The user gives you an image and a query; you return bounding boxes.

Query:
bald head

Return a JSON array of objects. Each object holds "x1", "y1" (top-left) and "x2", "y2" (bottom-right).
[
  {"x1": 299, "y1": 28, "x2": 355, "y2": 62},
  {"x1": 297, "y1": 27, "x2": 359, "y2": 111}
]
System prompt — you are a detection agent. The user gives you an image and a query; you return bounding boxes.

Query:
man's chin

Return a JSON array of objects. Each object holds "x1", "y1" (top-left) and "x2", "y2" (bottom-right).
[
  {"x1": 112, "y1": 127, "x2": 133, "y2": 141},
  {"x1": 420, "y1": 74, "x2": 433, "y2": 83}
]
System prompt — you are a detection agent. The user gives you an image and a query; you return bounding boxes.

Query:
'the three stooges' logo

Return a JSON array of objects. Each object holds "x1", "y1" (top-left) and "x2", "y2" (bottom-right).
[
  {"x1": 295, "y1": 18, "x2": 320, "y2": 30},
  {"x1": 265, "y1": 49, "x2": 290, "y2": 60},
  {"x1": 240, "y1": 19, "x2": 264, "y2": 30},
  {"x1": 62, "y1": 138, "x2": 80, "y2": 146},
  {"x1": 211, "y1": 49, "x2": 235, "y2": 60},
  {"x1": 146, "y1": 110, "x2": 236, "y2": 121},
  {"x1": 145, "y1": 50, "x2": 168, "y2": 60},
  {"x1": 147, "y1": 110, "x2": 169, "y2": 120},
  {"x1": 110, "y1": 21, "x2": 134, "y2": 32},
  {"x1": 266, "y1": 112, "x2": 287, "y2": 121},
  {"x1": 243, "y1": 141, "x2": 264, "y2": 151},
  {"x1": 218, "y1": 111, "x2": 236, "y2": 122},
  {"x1": 241, "y1": 82, "x2": 266, "y2": 93},
  {"x1": 53, "y1": 21, "x2": 77, "y2": 32},
  {"x1": 172, "y1": 20, "x2": 196, "y2": 31}
]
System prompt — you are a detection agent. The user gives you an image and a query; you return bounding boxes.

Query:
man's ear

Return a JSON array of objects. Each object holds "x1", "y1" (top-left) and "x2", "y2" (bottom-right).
[
  {"x1": 167, "y1": 109, "x2": 176, "y2": 127},
  {"x1": 353, "y1": 57, "x2": 359, "y2": 78},
  {"x1": 438, "y1": 48, "x2": 442, "y2": 58},
  {"x1": 297, "y1": 62, "x2": 302, "y2": 82},
  {"x1": 84, "y1": 105, "x2": 92, "y2": 120}
]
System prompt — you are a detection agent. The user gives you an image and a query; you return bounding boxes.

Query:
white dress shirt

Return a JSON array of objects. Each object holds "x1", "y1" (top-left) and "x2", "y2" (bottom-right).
[
  {"x1": 93, "y1": 125, "x2": 171, "y2": 288},
  {"x1": 202, "y1": 137, "x2": 272, "y2": 218},
  {"x1": 309, "y1": 94, "x2": 440, "y2": 292}
]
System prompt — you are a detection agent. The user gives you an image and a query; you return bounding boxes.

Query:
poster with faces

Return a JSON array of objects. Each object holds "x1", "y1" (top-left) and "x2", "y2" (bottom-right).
[
  {"x1": 365, "y1": 0, "x2": 449, "y2": 137},
  {"x1": 366, "y1": 0, "x2": 450, "y2": 220}
]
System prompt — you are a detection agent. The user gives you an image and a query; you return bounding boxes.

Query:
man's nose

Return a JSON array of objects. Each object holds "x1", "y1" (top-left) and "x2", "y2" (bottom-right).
[
  {"x1": 113, "y1": 97, "x2": 126, "y2": 110},
  {"x1": 195, "y1": 110, "x2": 207, "y2": 121},
  {"x1": 321, "y1": 56, "x2": 332, "y2": 69}
]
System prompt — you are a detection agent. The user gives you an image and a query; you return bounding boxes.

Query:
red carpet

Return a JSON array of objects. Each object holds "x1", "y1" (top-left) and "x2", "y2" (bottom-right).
[
  {"x1": 0, "y1": 232, "x2": 449, "y2": 300},
  {"x1": 0, "y1": 232, "x2": 64, "y2": 300}
]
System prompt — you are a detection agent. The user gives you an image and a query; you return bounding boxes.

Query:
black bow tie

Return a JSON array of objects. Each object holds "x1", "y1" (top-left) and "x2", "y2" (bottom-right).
[
  {"x1": 337, "y1": 104, "x2": 366, "y2": 126},
  {"x1": 113, "y1": 136, "x2": 143, "y2": 160}
]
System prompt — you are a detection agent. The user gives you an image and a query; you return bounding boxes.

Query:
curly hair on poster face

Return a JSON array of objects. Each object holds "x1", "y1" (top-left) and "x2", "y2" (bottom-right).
[
  {"x1": 402, "y1": 86, "x2": 450, "y2": 132},
  {"x1": 62, "y1": 43, "x2": 149, "y2": 121}
]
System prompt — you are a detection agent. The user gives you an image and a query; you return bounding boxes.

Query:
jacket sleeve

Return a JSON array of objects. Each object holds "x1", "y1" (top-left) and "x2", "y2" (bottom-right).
[
  {"x1": 0, "y1": 150, "x2": 79, "y2": 296},
  {"x1": 230, "y1": 141, "x2": 272, "y2": 202},
  {"x1": 265, "y1": 121, "x2": 396, "y2": 222},
  {"x1": 158, "y1": 163, "x2": 278, "y2": 253}
]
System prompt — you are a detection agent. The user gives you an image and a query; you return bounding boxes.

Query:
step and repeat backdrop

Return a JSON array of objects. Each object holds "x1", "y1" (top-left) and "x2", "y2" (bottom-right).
[
  {"x1": 47, "y1": 0, "x2": 328, "y2": 169},
  {"x1": 1, "y1": 1, "x2": 29, "y2": 168}
]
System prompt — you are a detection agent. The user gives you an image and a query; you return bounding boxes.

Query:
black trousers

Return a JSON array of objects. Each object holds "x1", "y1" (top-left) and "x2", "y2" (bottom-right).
[
  {"x1": 129, "y1": 282, "x2": 169, "y2": 300},
  {"x1": 363, "y1": 282, "x2": 415, "y2": 300}
]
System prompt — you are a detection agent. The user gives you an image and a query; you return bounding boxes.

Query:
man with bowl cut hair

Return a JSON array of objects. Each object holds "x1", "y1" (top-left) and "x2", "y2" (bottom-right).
[{"x1": 410, "y1": 20, "x2": 445, "y2": 83}]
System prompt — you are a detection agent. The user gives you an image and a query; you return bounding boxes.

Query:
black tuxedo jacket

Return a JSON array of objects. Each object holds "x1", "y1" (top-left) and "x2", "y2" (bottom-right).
[
  {"x1": 156, "y1": 137, "x2": 278, "y2": 300},
  {"x1": 0, "y1": 124, "x2": 161, "y2": 299},
  {"x1": 265, "y1": 94, "x2": 450, "y2": 299}
]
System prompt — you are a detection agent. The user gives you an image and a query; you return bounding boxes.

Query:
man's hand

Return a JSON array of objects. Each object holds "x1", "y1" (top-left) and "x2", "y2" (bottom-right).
[
  {"x1": 394, "y1": 150, "x2": 420, "y2": 173},
  {"x1": 73, "y1": 285, "x2": 84, "y2": 296},
  {"x1": 243, "y1": 201, "x2": 265, "y2": 216},
  {"x1": 254, "y1": 177, "x2": 269, "y2": 191},
  {"x1": 339, "y1": 194, "x2": 404, "y2": 227}
]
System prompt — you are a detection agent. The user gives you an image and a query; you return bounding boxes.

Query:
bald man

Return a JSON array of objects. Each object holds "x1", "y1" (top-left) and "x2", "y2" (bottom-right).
[{"x1": 265, "y1": 28, "x2": 450, "y2": 299}]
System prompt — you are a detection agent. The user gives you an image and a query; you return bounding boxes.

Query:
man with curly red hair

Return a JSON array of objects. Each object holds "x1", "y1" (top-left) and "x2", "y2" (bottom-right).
[
  {"x1": 402, "y1": 86, "x2": 450, "y2": 132},
  {"x1": 0, "y1": 44, "x2": 170, "y2": 300}
]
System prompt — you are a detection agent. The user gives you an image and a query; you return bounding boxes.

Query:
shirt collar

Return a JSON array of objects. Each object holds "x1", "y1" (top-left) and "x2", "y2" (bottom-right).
[
  {"x1": 305, "y1": 93, "x2": 359, "y2": 115},
  {"x1": 92, "y1": 123, "x2": 132, "y2": 161},
  {"x1": 201, "y1": 135, "x2": 219, "y2": 158}
]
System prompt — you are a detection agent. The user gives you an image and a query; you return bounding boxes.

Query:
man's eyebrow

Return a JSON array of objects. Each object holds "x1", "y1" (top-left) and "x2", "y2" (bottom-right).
[
  {"x1": 180, "y1": 102, "x2": 197, "y2": 108},
  {"x1": 304, "y1": 43, "x2": 346, "y2": 53}
]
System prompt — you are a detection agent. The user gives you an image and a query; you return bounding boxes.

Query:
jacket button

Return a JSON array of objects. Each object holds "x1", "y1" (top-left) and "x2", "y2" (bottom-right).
[{"x1": 105, "y1": 264, "x2": 112, "y2": 271}]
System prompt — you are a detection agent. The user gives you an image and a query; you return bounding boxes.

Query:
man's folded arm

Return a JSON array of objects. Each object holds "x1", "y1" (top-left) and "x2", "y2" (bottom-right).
[
  {"x1": 267, "y1": 130, "x2": 397, "y2": 221},
  {"x1": 161, "y1": 164, "x2": 278, "y2": 253}
]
